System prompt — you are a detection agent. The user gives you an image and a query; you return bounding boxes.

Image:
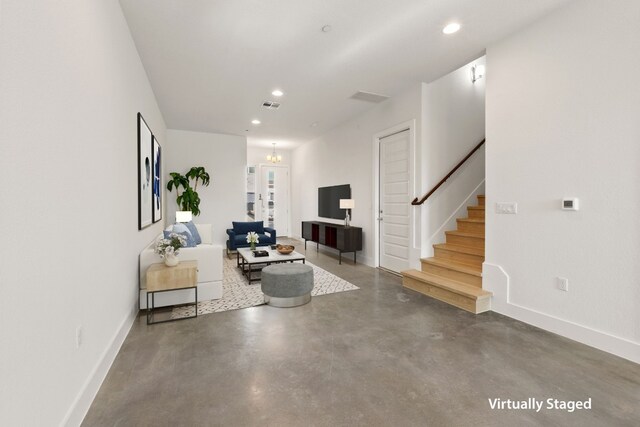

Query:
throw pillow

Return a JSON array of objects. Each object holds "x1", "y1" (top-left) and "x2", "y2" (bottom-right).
[
  {"x1": 164, "y1": 223, "x2": 197, "y2": 247},
  {"x1": 184, "y1": 221, "x2": 202, "y2": 245},
  {"x1": 195, "y1": 224, "x2": 212, "y2": 244}
]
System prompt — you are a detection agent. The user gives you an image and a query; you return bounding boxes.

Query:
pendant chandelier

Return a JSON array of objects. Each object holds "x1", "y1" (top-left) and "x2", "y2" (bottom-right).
[{"x1": 266, "y1": 143, "x2": 282, "y2": 163}]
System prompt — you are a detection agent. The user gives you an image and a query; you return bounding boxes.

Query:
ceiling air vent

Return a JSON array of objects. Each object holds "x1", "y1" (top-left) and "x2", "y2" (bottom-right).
[
  {"x1": 262, "y1": 101, "x2": 281, "y2": 109},
  {"x1": 350, "y1": 91, "x2": 390, "y2": 103}
]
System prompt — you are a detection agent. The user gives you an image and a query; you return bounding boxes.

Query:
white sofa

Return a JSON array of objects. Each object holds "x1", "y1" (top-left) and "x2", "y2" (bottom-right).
[{"x1": 139, "y1": 223, "x2": 223, "y2": 309}]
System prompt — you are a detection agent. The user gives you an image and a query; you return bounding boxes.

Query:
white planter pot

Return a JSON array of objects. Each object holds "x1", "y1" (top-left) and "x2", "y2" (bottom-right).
[{"x1": 164, "y1": 253, "x2": 179, "y2": 267}]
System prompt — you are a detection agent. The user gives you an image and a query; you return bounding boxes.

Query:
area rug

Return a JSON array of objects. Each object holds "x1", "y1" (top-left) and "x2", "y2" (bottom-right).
[{"x1": 172, "y1": 256, "x2": 359, "y2": 317}]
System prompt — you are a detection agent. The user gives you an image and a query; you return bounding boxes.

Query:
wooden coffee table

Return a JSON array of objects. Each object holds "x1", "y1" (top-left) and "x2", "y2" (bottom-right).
[{"x1": 237, "y1": 246, "x2": 306, "y2": 283}]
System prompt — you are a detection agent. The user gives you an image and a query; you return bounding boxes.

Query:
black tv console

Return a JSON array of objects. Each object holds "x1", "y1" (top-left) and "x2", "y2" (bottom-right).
[{"x1": 302, "y1": 221, "x2": 363, "y2": 264}]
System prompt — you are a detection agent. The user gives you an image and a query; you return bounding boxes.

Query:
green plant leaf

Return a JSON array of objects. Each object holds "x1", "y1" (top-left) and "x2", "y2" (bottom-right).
[{"x1": 168, "y1": 168, "x2": 209, "y2": 216}]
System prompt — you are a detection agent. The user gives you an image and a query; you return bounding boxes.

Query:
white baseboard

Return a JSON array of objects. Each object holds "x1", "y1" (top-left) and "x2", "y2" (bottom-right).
[
  {"x1": 61, "y1": 306, "x2": 138, "y2": 426},
  {"x1": 484, "y1": 263, "x2": 640, "y2": 364}
]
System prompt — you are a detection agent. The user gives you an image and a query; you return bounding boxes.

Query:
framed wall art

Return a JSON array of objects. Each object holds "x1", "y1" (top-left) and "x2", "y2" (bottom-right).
[
  {"x1": 152, "y1": 135, "x2": 162, "y2": 223},
  {"x1": 138, "y1": 113, "x2": 153, "y2": 230}
]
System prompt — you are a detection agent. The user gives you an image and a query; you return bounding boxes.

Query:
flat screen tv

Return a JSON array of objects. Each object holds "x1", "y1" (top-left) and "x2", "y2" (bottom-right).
[{"x1": 318, "y1": 184, "x2": 351, "y2": 219}]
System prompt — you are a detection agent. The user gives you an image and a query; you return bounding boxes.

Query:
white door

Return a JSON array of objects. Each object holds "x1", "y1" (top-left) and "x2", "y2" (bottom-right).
[
  {"x1": 379, "y1": 129, "x2": 411, "y2": 273},
  {"x1": 257, "y1": 165, "x2": 289, "y2": 237}
]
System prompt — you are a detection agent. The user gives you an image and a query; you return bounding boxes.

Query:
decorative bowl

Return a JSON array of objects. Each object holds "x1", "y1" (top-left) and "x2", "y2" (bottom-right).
[{"x1": 276, "y1": 244, "x2": 295, "y2": 255}]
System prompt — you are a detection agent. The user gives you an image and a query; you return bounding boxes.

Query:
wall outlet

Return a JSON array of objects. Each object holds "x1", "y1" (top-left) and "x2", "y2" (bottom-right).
[
  {"x1": 495, "y1": 202, "x2": 518, "y2": 214},
  {"x1": 557, "y1": 277, "x2": 569, "y2": 292},
  {"x1": 76, "y1": 326, "x2": 83, "y2": 348},
  {"x1": 562, "y1": 198, "x2": 579, "y2": 211}
]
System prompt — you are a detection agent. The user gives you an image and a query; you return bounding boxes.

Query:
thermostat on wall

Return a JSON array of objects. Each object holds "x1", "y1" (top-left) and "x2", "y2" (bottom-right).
[{"x1": 562, "y1": 198, "x2": 579, "y2": 211}]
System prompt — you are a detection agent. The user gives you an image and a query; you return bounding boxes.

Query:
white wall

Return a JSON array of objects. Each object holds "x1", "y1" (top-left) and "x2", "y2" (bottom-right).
[
  {"x1": 291, "y1": 84, "x2": 422, "y2": 267},
  {"x1": 0, "y1": 1, "x2": 166, "y2": 425},
  {"x1": 165, "y1": 130, "x2": 247, "y2": 245},
  {"x1": 485, "y1": 0, "x2": 640, "y2": 363},
  {"x1": 421, "y1": 57, "x2": 486, "y2": 257}
]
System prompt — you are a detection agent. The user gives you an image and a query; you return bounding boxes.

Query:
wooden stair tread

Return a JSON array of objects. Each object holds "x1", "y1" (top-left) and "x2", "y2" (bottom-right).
[
  {"x1": 409, "y1": 193, "x2": 488, "y2": 313},
  {"x1": 433, "y1": 243, "x2": 485, "y2": 256},
  {"x1": 402, "y1": 270, "x2": 491, "y2": 299},
  {"x1": 421, "y1": 257, "x2": 482, "y2": 276},
  {"x1": 445, "y1": 230, "x2": 484, "y2": 239},
  {"x1": 457, "y1": 218, "x2": 485, "y2": 224}
]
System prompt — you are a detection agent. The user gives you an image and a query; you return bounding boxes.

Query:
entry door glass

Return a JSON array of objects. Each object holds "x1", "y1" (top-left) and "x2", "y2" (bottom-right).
[
  {"x1": 258, "y1": 165, "x2": 289, "y2": 236},
  {"x1": 246, "y1": 166, "x2": 256, "y2": 220}
]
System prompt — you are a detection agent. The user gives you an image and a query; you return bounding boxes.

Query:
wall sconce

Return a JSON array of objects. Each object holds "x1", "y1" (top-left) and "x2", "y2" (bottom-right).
[{"x1": 471, "y1": 64, "x2": 485, "y2": 83}]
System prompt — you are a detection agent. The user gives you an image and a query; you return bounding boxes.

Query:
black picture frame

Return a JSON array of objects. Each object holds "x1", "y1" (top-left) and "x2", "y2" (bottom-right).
[
  {"x1": 152, "y1": 135, "x2": 162, "y2": 223},
  {"x1": 138, "y1": 113, "x2": 153, "y2": 230}
]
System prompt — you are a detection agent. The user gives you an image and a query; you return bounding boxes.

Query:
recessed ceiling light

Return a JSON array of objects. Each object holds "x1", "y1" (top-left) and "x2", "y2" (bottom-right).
[
  {"x1": 272, "y1": 90, "x2": 283, "y2": 97},
  {"x1": 251, "y1": 119, "x2": 261, "y2": 125},
  {"x1": 322, "y1": 25, "x2": 332, "y2": 33},
  {"x1": 442, "y1": 23, "x2": 461, "y2": 35}
]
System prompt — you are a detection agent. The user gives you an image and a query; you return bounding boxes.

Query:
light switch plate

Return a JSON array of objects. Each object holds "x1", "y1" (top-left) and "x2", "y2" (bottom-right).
[{"x1": 495, "y1": 202, "x2": 517, "y2": 214}]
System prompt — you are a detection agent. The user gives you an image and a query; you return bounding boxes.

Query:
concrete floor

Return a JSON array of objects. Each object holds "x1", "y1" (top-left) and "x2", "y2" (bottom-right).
[{"x1": 83, "y1": 239, "x2": 640, "y2": 426}]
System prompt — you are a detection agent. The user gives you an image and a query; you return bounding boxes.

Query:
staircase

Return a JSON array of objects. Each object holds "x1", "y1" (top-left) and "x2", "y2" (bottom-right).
[{"x1": 402, "y1": 195, "x2": 491, "y2": 314}]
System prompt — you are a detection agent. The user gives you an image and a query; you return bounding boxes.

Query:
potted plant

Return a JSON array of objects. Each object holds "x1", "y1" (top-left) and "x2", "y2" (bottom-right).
[
  {"x1": 247, "y1": 231, "x2": 259, "y2": 251},
  {"x1": 166, "y1": 166, "x2": 211, "y2": 216},
  {"x1": 154, "y1": 233, "x2": 187, "y2": 266}
]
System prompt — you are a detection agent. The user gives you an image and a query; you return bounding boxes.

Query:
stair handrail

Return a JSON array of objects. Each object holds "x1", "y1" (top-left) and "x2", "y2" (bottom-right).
[{"x1": 411, "y1": 138, "x2": 485, "y2": 206}]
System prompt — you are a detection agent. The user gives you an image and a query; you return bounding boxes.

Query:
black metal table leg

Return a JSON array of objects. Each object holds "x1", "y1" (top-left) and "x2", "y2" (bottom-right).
[
  {"x1": 147, "y1": 286, "x2": 198, "y2": 325},
  {"x1": 147, "y1": 292, "x2": 151, "y2": 324}
]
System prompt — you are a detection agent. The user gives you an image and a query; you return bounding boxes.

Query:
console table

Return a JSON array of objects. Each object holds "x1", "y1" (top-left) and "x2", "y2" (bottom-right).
[{"x1": 302, "y1": 221, "x2": 362, "y2": 264}]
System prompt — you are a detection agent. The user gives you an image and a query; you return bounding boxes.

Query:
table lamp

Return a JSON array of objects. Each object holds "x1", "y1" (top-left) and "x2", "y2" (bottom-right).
[
  {"x1": 339, "y1": 199, "x2": 355, "y2": 227},
  {"x1": 175, "y1": 211, "x2": 193, "y2": 223}
]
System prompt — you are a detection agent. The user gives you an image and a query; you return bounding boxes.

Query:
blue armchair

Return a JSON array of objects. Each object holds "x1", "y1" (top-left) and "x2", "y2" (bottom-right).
[{"x1": 226, "y1": 221, "x2": 276, "y2": 254}]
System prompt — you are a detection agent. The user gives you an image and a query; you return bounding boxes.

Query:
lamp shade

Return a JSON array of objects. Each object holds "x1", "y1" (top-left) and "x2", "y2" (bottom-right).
[
  {"x1": 340, "y1": 199, "x2": 355, "y2": 209},
  {"x1": 175, "y1": 211, "x2": 193, "y2": 223}
]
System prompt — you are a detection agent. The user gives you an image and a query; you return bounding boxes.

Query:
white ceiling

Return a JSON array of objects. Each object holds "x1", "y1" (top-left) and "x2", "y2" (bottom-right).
[{"x1": 120, "y1": 0, "x2": 570, "y2": 148}]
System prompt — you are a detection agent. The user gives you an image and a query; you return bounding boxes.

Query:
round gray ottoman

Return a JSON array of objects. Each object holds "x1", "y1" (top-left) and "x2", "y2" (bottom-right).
[{"x1": 261, "y1": 263, "x2": 314, "y2": 308}]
